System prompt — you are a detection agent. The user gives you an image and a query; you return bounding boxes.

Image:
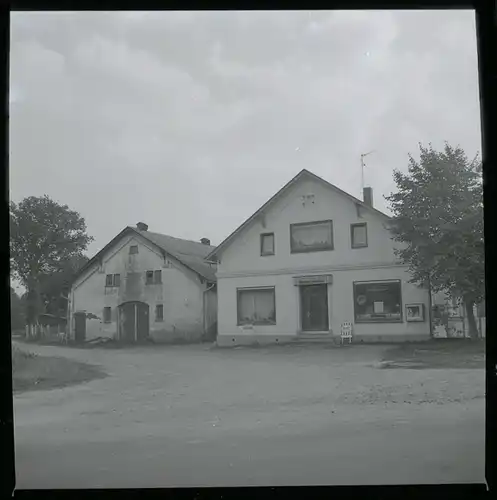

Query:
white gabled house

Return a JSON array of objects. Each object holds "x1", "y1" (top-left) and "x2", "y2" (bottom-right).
[
  {"x1": 206, "y1": 169, "x2": 431, "y2": 346},
  {"x1": 68, "y1": 223, "x2": 217, "y2": 344}
]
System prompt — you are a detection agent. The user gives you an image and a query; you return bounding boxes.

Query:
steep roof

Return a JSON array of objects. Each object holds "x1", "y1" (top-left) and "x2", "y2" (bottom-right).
[
  {"x1": 73, "y1": 226, "x2": 216, "y2": 284},
  {"x1": 136, "y1": 229, "x2": 217, "y2": 281},
  {"x1": 207, "y1": 168, "x2": 391, "y2": 261}
]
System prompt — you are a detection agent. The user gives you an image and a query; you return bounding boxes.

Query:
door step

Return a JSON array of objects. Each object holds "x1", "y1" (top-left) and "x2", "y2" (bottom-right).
[{"x1": 292, "y1": 333, "x2": 338, "y2": 344}]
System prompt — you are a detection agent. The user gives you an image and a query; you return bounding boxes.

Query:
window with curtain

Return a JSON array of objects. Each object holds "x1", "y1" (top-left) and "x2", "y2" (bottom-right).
[
  {"x1": 353, "y1": 280, "x2": 402, "y2": 323},
  {"x1": 237, "y1": 287, "x2": 276, "y2": 325},
  {"x1": 290, "y1": 220, "x2": 333, "y2": 253},
  {"x1": 351, "y1": 223, "x2": 368, "y2": 248}
]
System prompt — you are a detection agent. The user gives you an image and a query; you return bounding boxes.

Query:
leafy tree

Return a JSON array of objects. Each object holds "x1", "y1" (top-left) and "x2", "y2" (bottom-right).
[
  {"x1": 38, "y1": 254, "x2": 90, "y2": 317},
  {"x1": 385, "y1": 143, "x2": 484, "y2": 339},
  {"x1": 10, "y1": 195, "x2": 93, "y2": 335}
]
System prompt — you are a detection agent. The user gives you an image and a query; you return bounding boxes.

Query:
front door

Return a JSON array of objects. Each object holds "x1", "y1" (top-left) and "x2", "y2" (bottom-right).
[
  {"x1": 119, "y1": 302, "x2": 150, "y2": 342},
  {"x1": 121, "y1": 302, "x2": 136, "y2": 342},
  {"x1": 74, "y1": 312, "x2": 86, "y2": 343},
  {"x1": 300, "y1": 284, "x2": 329, "y2": 332},
  {"x1": 136, "y1": 302, "x2": 150, "y2": 341}
]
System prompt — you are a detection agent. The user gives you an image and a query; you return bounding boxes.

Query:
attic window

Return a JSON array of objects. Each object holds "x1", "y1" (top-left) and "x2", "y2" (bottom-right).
[{"x1": 129, "y1": 245, "x2": 139, "y2": 254}]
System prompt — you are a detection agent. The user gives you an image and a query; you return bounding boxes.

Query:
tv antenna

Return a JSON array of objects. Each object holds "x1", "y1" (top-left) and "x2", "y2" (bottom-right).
[{"x1": 360, "y1": 150, "x2": 376, "y2": 191}]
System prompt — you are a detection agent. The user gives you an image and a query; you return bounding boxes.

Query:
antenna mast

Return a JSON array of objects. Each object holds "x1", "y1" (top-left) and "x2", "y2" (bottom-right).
[{"x1": 360, "y1": 150, "x2": 376, "y2": 191}]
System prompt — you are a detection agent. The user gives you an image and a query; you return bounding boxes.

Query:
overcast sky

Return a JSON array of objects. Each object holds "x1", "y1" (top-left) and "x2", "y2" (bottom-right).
[{"x1": 10, "y1": 10, "x2": 481, "y2": 258}]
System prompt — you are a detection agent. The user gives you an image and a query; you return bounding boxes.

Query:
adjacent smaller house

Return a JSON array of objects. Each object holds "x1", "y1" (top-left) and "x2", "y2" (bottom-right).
[{"x1": 68, "y1": 223, "x2": 217, "y2": 343}]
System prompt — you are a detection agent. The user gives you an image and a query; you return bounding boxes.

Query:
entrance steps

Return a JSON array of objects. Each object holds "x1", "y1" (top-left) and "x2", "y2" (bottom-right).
[{"x1": 291, "y1": 333, "x2": 339, "y2": 345}]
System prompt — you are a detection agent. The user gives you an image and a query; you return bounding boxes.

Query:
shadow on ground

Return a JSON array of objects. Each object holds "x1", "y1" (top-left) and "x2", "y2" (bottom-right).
[
  {"x1": 380, "y1": 339, "x2": 485, "y2": 369},
  {"x1": 12, "y1": 346, "x2": 107, "y2": 393}
]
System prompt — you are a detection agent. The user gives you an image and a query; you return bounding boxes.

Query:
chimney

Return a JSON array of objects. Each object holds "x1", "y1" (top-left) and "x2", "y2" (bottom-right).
[
  {"x1": 200, "y1": 238, "x2": 211, "y2": 246},
  {"x1": 363, "y1": 187, "x2": 373, "y2": 207},
  {"x1": 136, "y1": 222, "x2": 148, "y2": 231}
]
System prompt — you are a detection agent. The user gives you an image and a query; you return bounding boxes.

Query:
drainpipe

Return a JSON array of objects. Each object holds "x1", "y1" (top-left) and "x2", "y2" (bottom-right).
[
  {"x1": 427, "y1": 277, "x2": 434, "y2": 339},
  {"x1": 203, "y1": 282, "x2": 216, "y2": 337}
]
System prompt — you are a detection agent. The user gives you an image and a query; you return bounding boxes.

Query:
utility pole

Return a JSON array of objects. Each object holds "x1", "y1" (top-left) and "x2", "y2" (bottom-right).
[{"x1": 360, "y1": 150, "x2": 376, "y2": 191}]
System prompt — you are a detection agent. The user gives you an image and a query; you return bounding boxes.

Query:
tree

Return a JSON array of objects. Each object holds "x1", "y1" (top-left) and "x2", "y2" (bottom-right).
[
  {"x1": 38, "y1": 254, "x2": 90, "y2": 317},
  {"x1": 10, "y1": 195, "x2": 93, "y2": 337},
  {"x1": 385, "y1": 143, "x2": 484, "y2": 339}
]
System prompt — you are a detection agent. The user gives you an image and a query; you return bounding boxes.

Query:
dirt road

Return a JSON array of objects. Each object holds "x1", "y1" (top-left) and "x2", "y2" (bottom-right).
[{"x1": 13, "y1": 343, "x2": 485, "y2": 488}]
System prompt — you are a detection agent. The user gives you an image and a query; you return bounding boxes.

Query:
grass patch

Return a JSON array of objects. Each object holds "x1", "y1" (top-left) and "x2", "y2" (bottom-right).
[
  {"x1": 381, "y1": 339, "x2": 485, "y2": 369},
  {"x1": 12, "y1": 346, "x2": 107, "y2": 393}
]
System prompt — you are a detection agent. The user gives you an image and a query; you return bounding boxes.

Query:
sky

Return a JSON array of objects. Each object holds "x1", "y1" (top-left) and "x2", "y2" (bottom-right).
[{"x1": 10, "y1": 10, "x2": 481, "y2": 264}]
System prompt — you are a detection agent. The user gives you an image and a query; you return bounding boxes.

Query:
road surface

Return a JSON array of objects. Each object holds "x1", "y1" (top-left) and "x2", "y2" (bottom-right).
[{"x1": 13, "y1": 343, "x2": 486, "y2": 488}]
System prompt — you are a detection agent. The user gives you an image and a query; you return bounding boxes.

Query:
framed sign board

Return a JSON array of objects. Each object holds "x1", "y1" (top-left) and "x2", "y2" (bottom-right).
[{"x1": 406, "y1": 303, "x2": 425, "y2": 322}]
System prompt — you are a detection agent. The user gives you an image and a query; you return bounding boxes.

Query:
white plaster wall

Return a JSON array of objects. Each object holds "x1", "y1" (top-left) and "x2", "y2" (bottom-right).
[
  {"x1": 70, "y1": 234, "x2": 207, "y2": 342},
  {"x1": 217, "y1": 178, "x2": 400, "y2": 277},
  {"x1": 215, "y1": 176, "x2": 429, "y2": 344},
  {"x1": 217, "y1": 266, "x2": 430, "y2": 340}
]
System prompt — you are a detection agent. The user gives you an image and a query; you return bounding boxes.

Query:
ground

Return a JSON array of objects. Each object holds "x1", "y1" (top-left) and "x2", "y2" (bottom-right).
[{"x1": 13, "y1": 341, "x2": 485, "y2": 489}]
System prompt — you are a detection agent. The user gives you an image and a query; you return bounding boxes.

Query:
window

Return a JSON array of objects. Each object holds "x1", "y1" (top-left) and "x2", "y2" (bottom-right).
[
  {"x1": 154, "y1": 270, "x2": 162, "y2": 284},
  {"x1": 353, "y1": 280, "x2": 402, "y2": 323},
  {"x1": 146, "y1": 270, "x2": 162, "y2": 285},
  {"x1": 155, "y1": 304, "x2": 164, "y2": 322},
  {"x1": 290, "y1": 220, "x2": 334, "y2": 253},
  {"x1": 106, "y1": 274, "x2": 120, "y2": 287},
  {"x1": 237, "y1": 287, "x2": 276, "y2": 325},
  {"x1": 129, "y1": 245, "x2": 139, "y2": 254},
  {"x1": 103, "y1": 307, "x2": 112, "y2": 323},
  {"x1": 260, "y1": 233, "x2": 275, "y2": 256},
  {"x1": 351, "y1": 223, "x2": 368, "y2": 248}
]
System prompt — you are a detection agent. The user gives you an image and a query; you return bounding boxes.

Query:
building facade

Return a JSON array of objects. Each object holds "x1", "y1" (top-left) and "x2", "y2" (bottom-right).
[
  {"x1": 207, "y1": 169, "x2": 431, "y2": 346},
  {"x1": 68, "y1": 224, "x2": 217, "y2": 343}
]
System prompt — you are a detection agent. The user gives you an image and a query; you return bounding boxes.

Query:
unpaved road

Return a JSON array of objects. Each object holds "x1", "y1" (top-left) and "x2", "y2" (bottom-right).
[{"x1": 13, "y1": 343, "x2": 485, "y2": 488}]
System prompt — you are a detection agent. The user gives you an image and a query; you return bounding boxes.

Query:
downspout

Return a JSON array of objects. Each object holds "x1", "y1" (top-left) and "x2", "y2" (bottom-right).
[
  {"x1": 203, "y1": 282, "x2": 216, "y2": 337},
  {"x1": 427, "y1": 277, "x2": 434, "y2": 339}
]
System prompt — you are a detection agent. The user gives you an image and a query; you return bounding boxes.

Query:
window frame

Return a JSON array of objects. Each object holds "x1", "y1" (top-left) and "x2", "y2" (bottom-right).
[
  {"x1": 260, "y1": 232, "x2": 275, "y2": 256},
  {"x1": 113, "y1": 274, "x2": 121, "y2": 287},
  {"x1": 155, "y1": 304, "x2": 164, "y2": 322},
  {"x1": 154, "y1": 270, "x2": 162, "y2": 284},
  {"x1": 103, "y1": 307, "x2": 112, "y2": 323},
  {"x1": 145, "y1": 270, "x2": 154, "y2": 285},
  {"x1": 351, "y1": 222, "x2": 368, "y2": 249},
  {"x1": 129, "y1": 245, "x2": 139, "y2": 254},
  {"x1": 353, "y1": 280, "x2": 403, "y2": 324},
  {"x1": 105, "y1": 274, "x2": 113, "y2": 287},
  {"x1": 290, "y1": 219, "x2": 334, "y2": 254},
  {"x1": 236, "y1": 286, "x2": 276, "y2": 326}
]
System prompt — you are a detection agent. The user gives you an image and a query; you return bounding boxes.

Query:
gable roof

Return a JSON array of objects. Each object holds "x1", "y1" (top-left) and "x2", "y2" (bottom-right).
[
  {"x1": 206, "y1": 168, "x2": 391, "y2": 261},
  {"x1": 73, "y1": 226, "x2": 217, "y2": 285}
]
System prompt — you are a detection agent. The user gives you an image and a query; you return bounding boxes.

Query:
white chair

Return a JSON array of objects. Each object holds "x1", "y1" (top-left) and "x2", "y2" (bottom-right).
[{"x1": 340, "y1": 322, "x2": 353, "y2": 345}]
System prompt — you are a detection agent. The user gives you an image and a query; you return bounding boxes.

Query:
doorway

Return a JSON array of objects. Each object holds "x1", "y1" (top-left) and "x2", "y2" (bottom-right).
[
  {"x1": 119, "y1": 301, "x2": 150, "y2": 342},
  {"x1": 300, "y1": 284, "x2": 329, "y2": 332},
  {"x1": 74, "y1": 312, "x2": 86, "y2": 343}
]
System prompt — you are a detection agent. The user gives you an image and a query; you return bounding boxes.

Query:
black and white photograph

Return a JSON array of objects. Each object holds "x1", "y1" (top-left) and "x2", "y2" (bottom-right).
[{"x1": 8, "y1": 9, "x2": 486, "y2": 490}]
